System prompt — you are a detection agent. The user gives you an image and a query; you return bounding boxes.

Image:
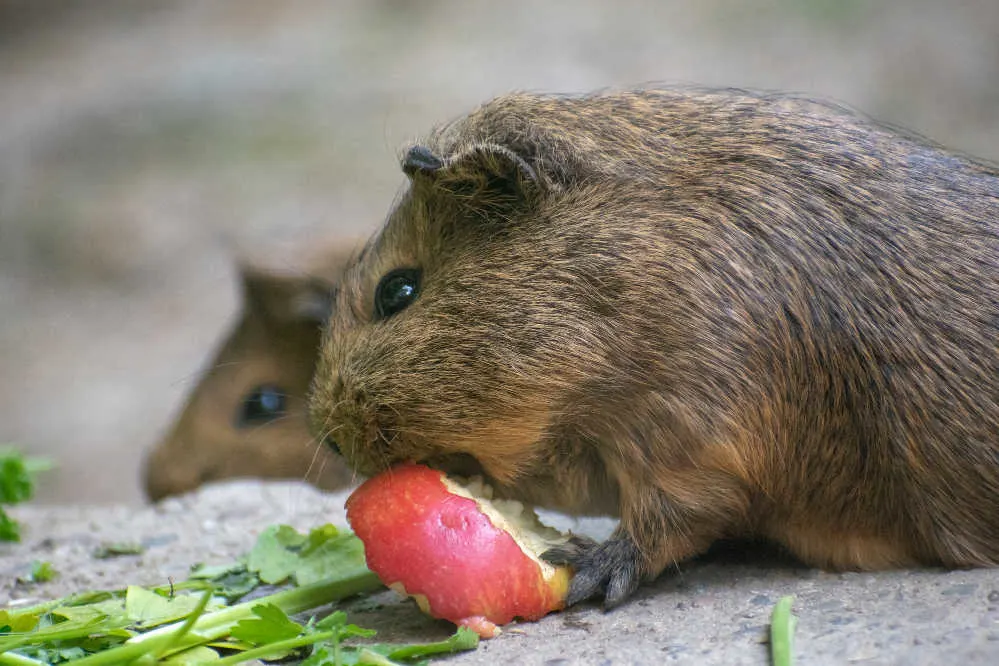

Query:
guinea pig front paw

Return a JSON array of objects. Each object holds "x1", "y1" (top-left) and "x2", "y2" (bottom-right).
[{"x1": 542, "y1": 532, "x2": 643, "y2": 609}]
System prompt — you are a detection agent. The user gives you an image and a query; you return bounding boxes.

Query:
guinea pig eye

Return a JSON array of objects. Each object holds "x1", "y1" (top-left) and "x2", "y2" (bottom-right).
[
  {"x1": 375, "y1": 268, "x2": 421, "y2": 319},
  {"x1": 237, "y1": 384, "x2": 288, "y2": 427}
]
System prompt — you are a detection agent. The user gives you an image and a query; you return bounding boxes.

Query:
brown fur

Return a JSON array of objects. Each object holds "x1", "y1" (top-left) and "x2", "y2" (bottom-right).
[
  {"x1": 144, "y1": 243, "x2": 359, "y2": 501},
  {"x1": 309, "y1": 88, "x2": 999, "y2": 606}
]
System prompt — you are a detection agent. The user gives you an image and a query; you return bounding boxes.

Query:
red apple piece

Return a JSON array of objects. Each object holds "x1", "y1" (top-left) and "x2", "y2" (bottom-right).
[{"x1": 345, "y1": 463, "x2": 573, "y2": 638}]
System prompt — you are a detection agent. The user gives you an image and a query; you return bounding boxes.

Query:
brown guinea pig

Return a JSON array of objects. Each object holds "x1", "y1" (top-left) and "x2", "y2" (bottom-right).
[
  {"x1": 309, "y1": 88, "x2": 999, "y2": 608},
  {"x1": 144, "y1": 243, "x2": 360, "y2": 501}
]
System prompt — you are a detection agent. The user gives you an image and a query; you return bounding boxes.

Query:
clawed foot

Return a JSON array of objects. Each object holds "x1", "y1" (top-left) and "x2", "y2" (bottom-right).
[{"x1": 543, "y1": 532, "x2": 644, "y2": 609}]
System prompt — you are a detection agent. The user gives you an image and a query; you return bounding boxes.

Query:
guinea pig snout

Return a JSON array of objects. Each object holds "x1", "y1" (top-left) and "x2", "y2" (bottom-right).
[{"x1": 312, "y1": 372, "x2": 398, "y2": 476}]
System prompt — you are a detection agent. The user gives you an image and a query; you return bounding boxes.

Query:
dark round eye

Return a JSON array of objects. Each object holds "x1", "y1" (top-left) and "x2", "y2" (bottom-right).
[
  {"x1": 375, "y1": 268, "x2": 421, "y2": 319},
  {"x1": 237, "y1": 384, "x2": 288, "y2": 427}
]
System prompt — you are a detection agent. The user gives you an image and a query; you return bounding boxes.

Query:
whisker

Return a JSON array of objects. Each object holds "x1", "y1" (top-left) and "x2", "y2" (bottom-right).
[
  {"x1": 166, "y1": 359, "x2": 257, "y2": 390},
  {"x1": 303, "y1": 436, "x2": 327, "y2": 484},
  {"x1": 375, "y1": 427, "x2": 399, "y2": 473},
  {"x1": 239, "y1": 412, "x2": 301, "y2": 437}
]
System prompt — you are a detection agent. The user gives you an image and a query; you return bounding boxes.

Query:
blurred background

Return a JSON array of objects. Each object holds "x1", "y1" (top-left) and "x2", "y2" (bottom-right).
[{"x1": 2, "y1": 0, "x2": 998, "y2": 504}]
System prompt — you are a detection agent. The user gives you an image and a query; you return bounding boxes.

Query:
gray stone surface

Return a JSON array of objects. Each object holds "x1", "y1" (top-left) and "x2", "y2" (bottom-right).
[{"x1": 3, "y1": 480, "x2": 998, "y2": 665}]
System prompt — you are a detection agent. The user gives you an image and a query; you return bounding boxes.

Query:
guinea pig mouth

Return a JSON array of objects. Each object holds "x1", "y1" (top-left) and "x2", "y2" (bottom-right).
[
  {"x1": 325, "y1": 399, "x2": 491, "y2": 483},
  {"x1": 423, "y1": 453, "x2": 533, "y2": 506},
  {"x1": 425, "y1": 453, "x2": 488, "y2": 481}
]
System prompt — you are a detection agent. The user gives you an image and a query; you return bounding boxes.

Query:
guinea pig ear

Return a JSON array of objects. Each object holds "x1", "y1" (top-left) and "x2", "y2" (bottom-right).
[
  {"x1": 402, "y1": 145, "x2": 445, "y2": 177},
  {"x1": 402, "y1": 143, "x2": 540, "y2": 211},
  {"x1": 239, "y1": 265, "x2": 335, "y2": 325},
  {"x1": 290, "y1": 279, "x2": 337, "y2": 324}
]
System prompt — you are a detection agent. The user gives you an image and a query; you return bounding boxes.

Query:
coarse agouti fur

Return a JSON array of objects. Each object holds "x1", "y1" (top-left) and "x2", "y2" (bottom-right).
[
  {"x1": 144, "y1": 243, "x2": 359, "y2": 501},
  {"x1": 308, "y1": 88, "x2": 999, "y2": 608}
]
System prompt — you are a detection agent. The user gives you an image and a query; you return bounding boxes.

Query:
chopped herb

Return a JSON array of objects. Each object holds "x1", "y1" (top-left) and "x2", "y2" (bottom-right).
[
  {"x1": 92, "y1": 542, "x2": 145, "y2": 559},
  {"x1": 230, "y1": 603, "x2": 303, "y2": 645},
  {"x1": 1, "y1": 524, "x2": 482, "y2": 665},
  {"x1": 246, "y1": 524, "x2": 370, "y2": 586},
  {"x1": 0, "y1": 448, "x2": 51, "y2": 543},
  {"x1": 28, "y1": 561, "x2": 56, "y2": 583},
  {"x1": 0, "y1": 510, "x2": 21, "y2": 542},
  {"x1": 770, "y1": 595, "x2": 797, "y2": 666}
]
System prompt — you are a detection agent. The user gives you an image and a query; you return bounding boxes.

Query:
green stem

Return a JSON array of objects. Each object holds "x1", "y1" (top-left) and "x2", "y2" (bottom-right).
[
  {"x1": 770, "y1": 595, "x2": 797, "y2": 666},
  {"x1": 147, "y1": 588, "x2": 214, "y2": 661},
  {"x1": 59, "y1": 639, "x2": 160, "y2": 666},
  {"x1": 211, "y1": 629, "x2": 338, "y2": 666},
  {"x1": 386, "y1": 636, "x2": 465, "y2": 660},
  {"x1": 0, "y1": 619, "x2": 130, "y2": 654},
  {"x1": 358, "y1": 648, "x2": 403, "y2": 666},
  {"x1": 137, "y1": 571, "x2": 381, "y2": 647},
  {"x1": 5, "y1": 578, "x2": 206, "y2": 621},
  {"x1": 0, "y1": 652, "x2": 49, "y2": 666},
  {"x1": 7, "y1": 590, "x2": 123, "y2": 617}
]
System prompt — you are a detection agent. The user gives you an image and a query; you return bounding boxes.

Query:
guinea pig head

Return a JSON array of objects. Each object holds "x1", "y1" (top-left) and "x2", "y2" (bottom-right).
[
  {"x1": 310, "y1": 131, "x2": 622, "y2": 508},
  {"x1": 144, "y1": 254, "x2": 353, "y2": 501}
]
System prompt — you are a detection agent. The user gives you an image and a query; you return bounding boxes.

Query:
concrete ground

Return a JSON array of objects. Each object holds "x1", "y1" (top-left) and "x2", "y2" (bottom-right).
[{"x1": 3, "y1": 481, "x2": 998, "y2": 665}]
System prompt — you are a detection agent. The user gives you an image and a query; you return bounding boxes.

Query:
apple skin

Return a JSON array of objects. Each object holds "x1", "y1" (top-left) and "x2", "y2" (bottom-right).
[{"x1": 345, "y1": 463, "x2": 571, "y2": 637}]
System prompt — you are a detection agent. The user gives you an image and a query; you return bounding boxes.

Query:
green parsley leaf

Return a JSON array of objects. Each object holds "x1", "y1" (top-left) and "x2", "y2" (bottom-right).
[
  {"x1": 187, "y1": 561, "x2": 261, "y2": 602},
  {"x1": 0, "y1": 450, "x2": 34, "y2": 504},
  {"x1": 0, "y1": 448, "x2": 50, "y2": 542},
  {"x1": 124, "y1": 586, "x2": 225, "y2": 628},
  {"x1": 301, "y1": 645, "x2": 337, "y2": 666},
  {"x1": 246, "y1": 525, "x2": 307, "y2": 584},
  {"x1": 246, "y1": 524, "x2": 369, "y2": 587},
  {"x1": 0, "y1": 609, "x2": 40, "y2": 633},
  {"x1": 30, "y1": 560, "x2": 57, "y2": 582},
  {"x1": 315, "y1": 610, "x2": 377, "y2": 640},
  {"x1": 302, "y1": 524, "x2": 342, "y2": 555},
  {"x1": 0, "y1": 507, "x2": 20, "y2": 542},
  {"x1": 230, "y1": 603, "x2": 303, "y2": 645},
  {"x1": 51, "y1": 598, "x2": 128, "y2": 624},
  {"x1": 294, "y1": 530, "x2": 370, "y2": 586}
]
